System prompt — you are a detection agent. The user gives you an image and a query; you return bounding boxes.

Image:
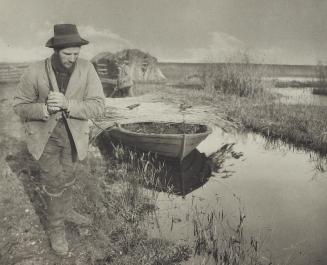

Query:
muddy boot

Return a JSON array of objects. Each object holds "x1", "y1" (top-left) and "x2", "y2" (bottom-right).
[
  {"x1": 66, "y1": 210, "x2": 92, "y2": 226},
  {"x1": 45, "y1": 188, "x2": 69, "y2": 256},
  {"x1": 49, "y1": 226, "x2": 68, "y2": 256},
  {"x1": 63, "y1": 187, "x2": 92, "y2": 226}
]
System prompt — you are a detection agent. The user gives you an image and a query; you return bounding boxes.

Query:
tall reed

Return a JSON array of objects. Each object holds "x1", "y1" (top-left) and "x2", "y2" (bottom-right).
[
  {"x1": 313, "y1": 61, "x2": 327, "y2": 95},
  {"x1": 200, "y1": 54, "x2": 265, "y2": 98},
  {"x1": 191, "y1": 199, "x2": 272, "y2": 265}
]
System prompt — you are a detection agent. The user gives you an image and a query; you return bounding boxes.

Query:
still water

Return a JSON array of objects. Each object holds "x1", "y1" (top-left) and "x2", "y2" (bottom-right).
[
  {"x1": 151, "y1": 127, "x2": 327, "y2": 265},
  {"x1": 274, "y1": 87, "x2": 327, "y2": 106}
]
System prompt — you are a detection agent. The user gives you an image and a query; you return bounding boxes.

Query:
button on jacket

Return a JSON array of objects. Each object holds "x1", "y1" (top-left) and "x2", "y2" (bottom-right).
[{"x1": 13, "y1": 57, "x2": 105, "y2": 160}]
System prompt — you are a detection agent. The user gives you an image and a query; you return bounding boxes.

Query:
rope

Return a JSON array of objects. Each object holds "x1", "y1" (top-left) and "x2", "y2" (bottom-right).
[
  {"x1": 42, "y1": 178, "x2": 76, "y2": 198},
  {"x1": 89, "y1": 119, "x2": 118, "y2": 146}
]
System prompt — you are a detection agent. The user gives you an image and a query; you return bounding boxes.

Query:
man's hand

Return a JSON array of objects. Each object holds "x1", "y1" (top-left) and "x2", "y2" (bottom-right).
[
  {"x1": 47, "y1": 92, "x2": 68, "y2": 110},
  {"x1": 47, "y1": 105, "x2": 61, "y2": 114}
]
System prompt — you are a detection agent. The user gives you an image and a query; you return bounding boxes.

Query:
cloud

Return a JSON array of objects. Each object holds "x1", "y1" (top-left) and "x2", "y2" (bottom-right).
[
  {"x1": 184, "y1": 32, "x2": 248, "y2": 63},
  {"x1": 0, "y1": 38, "x2": 50, "y2": 62},
  {"x1": 0, "y1": 24, "x2": 133, "y2": 62},
  {"x1": 255, "y1": 46, "x2": 317, "y2": 65},
  {"x1": 78, "y1": 25, "x2": 133, "y2": 59}
]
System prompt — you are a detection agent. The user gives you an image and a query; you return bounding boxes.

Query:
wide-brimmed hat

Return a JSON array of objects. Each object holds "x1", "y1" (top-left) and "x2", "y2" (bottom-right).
[{"x1": 45, "y1": 24, "x2": 89, "y2": 49}]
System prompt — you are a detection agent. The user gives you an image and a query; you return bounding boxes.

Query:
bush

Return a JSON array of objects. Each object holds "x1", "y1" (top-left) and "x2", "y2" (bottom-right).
[{"x1": 201, "y1": 54, "x2": 265, "y2": 97}]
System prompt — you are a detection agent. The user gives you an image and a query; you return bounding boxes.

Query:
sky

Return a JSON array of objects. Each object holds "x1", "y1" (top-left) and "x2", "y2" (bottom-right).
[{"x1": 0, "y1": 0, "x2": 326, "y2": 65}]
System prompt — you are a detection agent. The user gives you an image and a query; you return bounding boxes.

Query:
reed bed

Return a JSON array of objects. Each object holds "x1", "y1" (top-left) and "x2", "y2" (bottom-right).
[{"x1": 211, "y1": 64, "x2": 264, "y2": 97}]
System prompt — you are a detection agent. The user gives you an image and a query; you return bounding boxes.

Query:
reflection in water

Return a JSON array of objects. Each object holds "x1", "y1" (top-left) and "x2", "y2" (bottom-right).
[
  {"x1": 94, "y1": 130, "x2": 241, "y2": 197},
  {"x1": 155, "y1": 143, "x2": 242, "y2": 196},
  {"x1": 155, "y1": 149, "x2": 212, "y2": 196}
]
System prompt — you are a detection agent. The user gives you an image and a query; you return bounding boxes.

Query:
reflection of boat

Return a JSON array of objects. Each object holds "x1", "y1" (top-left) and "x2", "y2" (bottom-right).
[
  {"x1": 158, "y1": 149, "x2": 212, "y2": 196},
  {"x1": 94, "y1": 131, "x2": 215, "y2": 197},
  {"x1": 108, "y1": 122, "x2": 212, "y2": 160}
]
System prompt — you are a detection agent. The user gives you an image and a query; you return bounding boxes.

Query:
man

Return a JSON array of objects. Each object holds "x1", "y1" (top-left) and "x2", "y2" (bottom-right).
[{"x1": 13, "y1": 24, "x2": 105, "y2": 256}]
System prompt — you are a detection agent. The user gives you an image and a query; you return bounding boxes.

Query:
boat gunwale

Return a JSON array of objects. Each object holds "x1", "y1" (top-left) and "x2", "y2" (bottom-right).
[{"x1": 111, "y1": 121, "x2": 212, "y2": 138}]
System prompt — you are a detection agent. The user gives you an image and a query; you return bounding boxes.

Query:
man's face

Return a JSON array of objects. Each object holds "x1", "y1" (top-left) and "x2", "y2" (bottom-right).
[{"x1": 58, "y1": 46, "x2": 81, "y2": 69}]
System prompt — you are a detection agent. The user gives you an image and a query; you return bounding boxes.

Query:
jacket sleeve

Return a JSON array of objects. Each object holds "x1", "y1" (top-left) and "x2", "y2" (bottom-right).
[
  {"x1": 13, "y1": 65, "x2": 49, "y2": 121},
  {"x1": 67, "y1": 63, "x2": 105, "y2": 120}
]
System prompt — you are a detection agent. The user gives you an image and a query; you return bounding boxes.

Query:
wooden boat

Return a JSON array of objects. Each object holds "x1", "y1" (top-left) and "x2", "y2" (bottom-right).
[{"x1": 108, "y1": 121, "x2": 212, "y2": 160}]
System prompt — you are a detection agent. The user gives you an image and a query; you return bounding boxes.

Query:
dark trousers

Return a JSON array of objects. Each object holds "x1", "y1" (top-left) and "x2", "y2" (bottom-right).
[
  {"x1": 38, "y1": 119, "x2": 77, "y2": 195},
  {"x1": 38, "y1": 119, "x2": 77, "y2": 228}
]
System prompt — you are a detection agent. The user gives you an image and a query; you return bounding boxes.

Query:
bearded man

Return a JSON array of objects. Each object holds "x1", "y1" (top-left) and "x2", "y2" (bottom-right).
[{"x1": 13, "y1": 24, "x2": 105, "y2": 256}]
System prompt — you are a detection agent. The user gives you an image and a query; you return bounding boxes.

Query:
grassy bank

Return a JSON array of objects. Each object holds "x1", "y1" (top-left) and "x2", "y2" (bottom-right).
[
  {"x1": 226, "y1": 101, "x2": 327, "y2": 154},
  {"x1": 162, "y1": 62, "x2": 327, "y2": 156}
]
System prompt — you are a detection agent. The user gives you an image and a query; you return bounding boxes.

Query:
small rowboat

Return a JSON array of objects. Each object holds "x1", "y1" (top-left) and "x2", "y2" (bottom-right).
[{"x1": 108, "y1": 121, "x2": 212, "y2": 160}]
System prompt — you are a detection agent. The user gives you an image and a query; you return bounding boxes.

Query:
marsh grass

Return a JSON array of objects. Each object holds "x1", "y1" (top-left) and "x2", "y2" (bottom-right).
[
  {"x1": 274, "y1": 80, "x2": 318, "y2": 88},
  {"x1": 224, "y1": 99, "x2": 327, "y2": 155},
  {"x1": 312, "y1": 62, "x2": 327, "y2": 95},
  {"x1": 212, "y1": 63, "x2": 264, "y2": 97},
  {"x1": 198, "y1": 55, "x2": 265, "y2": 98},
  {"x1": 191, "y1": 201, "x2": 305, "y2": 265},
  {"x1": 192, "y1": 206, "x2": 268, "y2": 265},
  {"x1": 189, "y1": 190, "x2": 307, "y2": 265}
]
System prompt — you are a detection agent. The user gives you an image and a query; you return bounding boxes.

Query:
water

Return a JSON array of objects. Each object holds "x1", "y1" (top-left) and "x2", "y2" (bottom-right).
[
  {"x1": 274, "y1": 87, "x2": 327, "y2": 106},
  {"x1": 150, "y1": 127, "x2": 327, "y2": 265}
]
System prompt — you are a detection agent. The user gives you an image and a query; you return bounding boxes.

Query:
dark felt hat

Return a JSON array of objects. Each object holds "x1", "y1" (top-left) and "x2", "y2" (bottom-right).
[{"x1": 45, "y1": 24, "x2": 89, "y2": 49}]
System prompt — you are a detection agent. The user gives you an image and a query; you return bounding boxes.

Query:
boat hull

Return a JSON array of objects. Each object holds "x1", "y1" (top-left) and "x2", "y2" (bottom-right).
[{"x1": 109, "y1": 122, "x2": 212, "y2": 160}]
